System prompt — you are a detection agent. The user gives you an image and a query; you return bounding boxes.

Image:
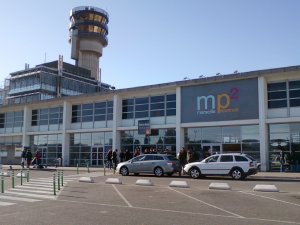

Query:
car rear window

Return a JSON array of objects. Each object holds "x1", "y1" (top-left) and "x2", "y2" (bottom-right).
[
  {"x1": 220, "y1": 155, "x2": 233, "y2": 162},
  {"x1": 154, "y1": 155, "x2": 164, "y2": 160},
  {"x1": 235, "y1": 155, "x2": 248, "y2": 162},
  {"x1": 165, "y1": 155, "x2": 178, "y2": 161},
  {"x1": 144, "y1": 155, "x2": 155, "y2": 161}
]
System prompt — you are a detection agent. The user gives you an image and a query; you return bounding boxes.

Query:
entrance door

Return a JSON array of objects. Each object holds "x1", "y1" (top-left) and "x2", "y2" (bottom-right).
[
  {"x1": 202, "y1": 144, "x2": 222, "y2": 158},
  {"x1": 91, "y1": 146, "x2": 105, "y2": 167},
  {"x1": 38, "y1": 147, "x2": 48, "y2": 165}
]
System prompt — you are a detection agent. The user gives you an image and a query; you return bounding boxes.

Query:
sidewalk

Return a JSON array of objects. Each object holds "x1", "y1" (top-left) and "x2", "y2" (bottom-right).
[{"x1": 2, "y1": 165, "x2": 300, "y2": 180}]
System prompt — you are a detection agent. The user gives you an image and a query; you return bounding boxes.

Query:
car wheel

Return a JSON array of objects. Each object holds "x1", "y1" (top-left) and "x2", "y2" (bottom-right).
[
  {"x1": 189, "y1": 167, "x2": 201, "y2": 179},
  {"x1": 120, "y1": 166, "x2": 129, "y2": 176},
  {"x1": 154, "y1": 167, "x2": 164, "y2": 177},
  {"x1": 231, "y1": 168, "x2": 244, "y2": 180}
]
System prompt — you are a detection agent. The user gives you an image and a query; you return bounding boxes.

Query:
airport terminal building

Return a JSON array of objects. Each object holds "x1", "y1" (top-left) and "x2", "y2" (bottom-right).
[
  {"x1": 1, "y1": 6, "x2": 300, "y2": 172},
  {"x1": 1, "y1": 65, "x2": 300, "y2": 172}
]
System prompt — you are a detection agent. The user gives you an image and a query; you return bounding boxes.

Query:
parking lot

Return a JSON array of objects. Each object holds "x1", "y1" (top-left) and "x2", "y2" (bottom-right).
[{"x1": 0, "y1": 169, "x2": 299, "y2": 225}]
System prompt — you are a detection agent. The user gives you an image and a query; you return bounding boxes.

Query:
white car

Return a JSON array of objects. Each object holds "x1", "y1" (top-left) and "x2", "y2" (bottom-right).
[{"x1": 184, "y1": 153, "x2": 258, "y2": 180}]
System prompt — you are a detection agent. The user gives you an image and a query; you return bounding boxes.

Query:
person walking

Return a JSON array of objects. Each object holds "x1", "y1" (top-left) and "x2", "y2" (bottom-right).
[
  {"x1": 106, "y1": 149, "x2": 113, "y2": 169},
  {"x1": 125, "y1": 149, "x2": 131, "y2": 161},
  {"x1": 25, "y1": 148, "x2": 33, "y2": 169},
  {"x1": 112, "y1": 149, "x2": 118, "y2": 171},
  {"x1": 119, "y1": 150, "x2": 125, "y2": 162},
  {"x1": 178, "y1": 147, "x2": 187, "y2": 176}
]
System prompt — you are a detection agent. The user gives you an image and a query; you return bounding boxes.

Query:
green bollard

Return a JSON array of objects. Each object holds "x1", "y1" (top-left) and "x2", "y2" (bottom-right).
[
  {"x1": 12, "y1": 170, "x2": 14, "y2": 189},
  {"x1": 27, "y1": 169, "x2": 29, "y2": 182},
  {"x1": 87, "y1": 162, "x2": 90, "y2": 173},
  {"x1": 21, "y1": 170, "x2": 23, "y2": 186},
  {"x1": 53, "y1": 173, "x2": 56, "y2": 196},
  {"x1": 57, "y1": 171, "x2": 60, "y2": 191},
  {"x1": 77, "y1": 163, "x2": 79, "y2": 174},
  {"x1": 61, "y1": 171, "x2": 64, "y2": 186},
  {"x1": 1, "y1": 174, "x2": 4, "y2": 193}
]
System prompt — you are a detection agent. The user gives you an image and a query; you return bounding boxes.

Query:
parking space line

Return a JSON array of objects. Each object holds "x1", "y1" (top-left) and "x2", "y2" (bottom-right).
[
  {"x1": 169, "y1": 187, "x2": 244, "y2": 218},
  {"x1": 112, "y1": 184, "x2": 133, "y2": 207},
  {"x1": 239, "y1": 191, "x2": 300, "y2": 207}
]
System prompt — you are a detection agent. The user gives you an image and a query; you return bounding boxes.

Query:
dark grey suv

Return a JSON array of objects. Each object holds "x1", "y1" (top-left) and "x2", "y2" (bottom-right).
[{"x1": 116, "y1": 154, "x2": 181, "y2": 177}]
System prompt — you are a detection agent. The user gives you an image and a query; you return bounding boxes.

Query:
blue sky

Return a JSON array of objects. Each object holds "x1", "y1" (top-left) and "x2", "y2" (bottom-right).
[{"x1": 0, "y1": 0, "x2": 300, "y2": 89}]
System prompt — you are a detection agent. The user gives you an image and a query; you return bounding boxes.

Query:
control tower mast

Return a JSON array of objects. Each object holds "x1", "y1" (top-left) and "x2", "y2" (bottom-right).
[{"x1": 69, "y1": 6, "x2": 109, "y2": 80}]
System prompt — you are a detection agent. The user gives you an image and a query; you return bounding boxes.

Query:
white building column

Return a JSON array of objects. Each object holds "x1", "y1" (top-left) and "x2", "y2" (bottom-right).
[
  {"x1": 176, "y1": 87, "x2": 184, "y2": 156},
  {"x1": 22, "y1": 105, "x2": 31, "y2": 147},
  {"x1": 112, "y1": 94, "x2": 122, "y2": 151},
  {"x1": 258, "y1": 76, "x2": 269, "y2": 171},
  {"x1": 62, "y1": 101, "x2": 71, "y2": 166}
]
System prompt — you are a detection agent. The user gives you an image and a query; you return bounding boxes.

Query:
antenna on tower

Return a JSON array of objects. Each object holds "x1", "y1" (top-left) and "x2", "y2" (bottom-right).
[{"x1": 44, "y1": 52, "x2": 47, "y2": 63}]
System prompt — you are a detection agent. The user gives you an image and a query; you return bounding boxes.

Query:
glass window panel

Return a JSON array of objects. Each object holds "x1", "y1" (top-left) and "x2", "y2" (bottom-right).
[
  {"x1": 122, "y1": 99, "x2": 134, "y2": 105},
  {"x1": 95, "y1": 102, "x2": 106, "y2": 108},
  {"x1": 72, "y1": 105, "x2": 81, "y2": 111},
  {"x1": 40, "y1": 108, "x2": 48, "y2": 114},
  {"x1": 166, "y1": 102, "x2": 176, "y2": 108},
  {"x1": 166, "y1": 109, "x2": 176, "y2": 116},
  {"x1": 202, "y1": 127, "x2": 222, "y2": 143},
  {"x1": 135, "y1": 104, "x2": 148, "y2": 111},
  {"x1": 107, "y1": 101, "x2": 113, "y2": 107},
  {"x1": 268, "y1": 91, "x2": 287, "y2": 99},
  {"x1": 94, "y1": 115, "x2": 106, "y2": 121},
  {"x1": 39, "y1": 120, "x2": 48, "y2": 125},
  {"x1": 122, "y1": 113, "x2": 133, "y2": 119},
  {"x1": 289, "y1": 90, "x2": 300, "y2": 98},
  {"x1": 135, "y1": 111, "x2": 148, "y2": 118},
  {"x1": 150, "y1": 110, "x2": 164, "y2": 117},
  {"x1": 166, "y1": 94, "x2": 176, "y2": 101},
  {"x1": 151, "y1": 103, "x2": 164, "y2": 110},
  {"x1": 72, "y1": 117, "x2": 81, "y2": 123},
  {"x1": 82, "y1": 103, "x2": 93, "y2": 110},
  {"x1": 107, "y1": 108, "x2": 113, "y2": 114},
  {"x1": 82, "y1": 116, "x2": 93, "y2": 122},
  {"x1": 82, "y1": 109, "x2": 93, "y2": 116},
  {"x1": 122, "y1": 106, "x2": 133, "y2": 113},
  {"x1": 92, "y1": 132, "x2": 104, "y2": 145},
  {"x1": 107, "y1": 114, "x2": 113, "y2": 120},
  {"x1": 290, "y1": 99, "x2": 300, "y2": 107},
  {"x1": 268, "y1": 100, "x2": 287, "y2": 108},
  {"x1": 40, "y1": 114, "x2": 49, "y2": 120},
  {"x1": 135, "y1": 97, "x2": 148, "y2": 104},
  {"x1": 151, "y1": 96, "x2": 164, "y2": 103},
  {"x1": 49, "y1": 113, "x2": 59, "y2": 119},
  {"x1": 268, "y1": 82, "x2": 286, "y2": 91},
  {"x1": 289, "y1": 81, "x2": 300, "y2": 89},
  {"x1": 49, "y1": 107, "x2": 59, "y2": 113}
]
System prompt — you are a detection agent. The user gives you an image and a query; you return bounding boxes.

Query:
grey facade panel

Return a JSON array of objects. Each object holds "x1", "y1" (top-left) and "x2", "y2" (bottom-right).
[{"x1": 181, "y1": 78, "x2": 259, "y2": 122}]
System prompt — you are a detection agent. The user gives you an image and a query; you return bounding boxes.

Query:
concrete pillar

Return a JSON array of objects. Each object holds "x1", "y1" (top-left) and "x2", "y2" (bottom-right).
[
  {"x1": 112, "y1": 95, "x2": 121, "y2": 151},
  {"x1": 175, "y1": 87, "x2": 184, "y2": 156},
  {"x1": 62, "y1": 101, "x2": 72, "y2": 166},
  {"x1": 22, "y1": 106, "x2": 31, "y2": 147},
  {"x1": 258, "y1": 76, "x2": 269, "y2": 171}
]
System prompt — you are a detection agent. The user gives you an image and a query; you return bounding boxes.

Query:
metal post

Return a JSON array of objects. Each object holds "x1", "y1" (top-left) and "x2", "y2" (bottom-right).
[
  {"x1": 57, "y1": 171, "x2": 60, "y2": 191},
  {"x1": 21, "y1": 170, "x2": 23, "y2": 186},
  {"x1": 87, "y1": 161, "x2": 90, "y2": 173},
  {"x1": 1, "y1": 174, "x2": 4, "y2": 193},
  {"x1": 103, "y1": 148, "x2": 106, "y2": 176},
  {"x1": 53, "y1": 173, "x2": 56, "y2": 196},
  {"x1": 77, "y1": 163, "x2": 79, "y2": 174},
  {"x1": 27, "y1": 169, "x2": 29, "y2": 182},
  {"x1": 61, "y1": 171, "x2": 64, "y2": 186},
  {"x1": 12, "y1": 170, "x2": 14, "y2": 188}
]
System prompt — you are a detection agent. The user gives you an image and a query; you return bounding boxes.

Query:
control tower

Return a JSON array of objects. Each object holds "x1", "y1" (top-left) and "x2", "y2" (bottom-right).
[{"x1": 69, "y1": 6, "x2": 109, "y2": 80}]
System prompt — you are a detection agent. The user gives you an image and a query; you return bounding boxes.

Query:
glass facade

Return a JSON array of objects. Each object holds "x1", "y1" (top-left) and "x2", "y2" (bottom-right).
[
  {"x1": 120, "y1": 128, "x2": 176, "y2": 157},
  {"x1": 269, "y1": 123, "x2": 300, "y2": 172},
  {"x1": 268, "y1": 80, "x2": 300, "y2": 108},
  {"x1": 122, "y1": 94, "x2": 176, "y2": 119},
  {"x1": 29, "y1": 134, "x2": 62, "y2": 166},
  {"x1": 0, "y1": 136, "x2": 22, "y2": 164},
  {"x1": 0, "y1": 111, "x2": 23, "y2": 133},
  {"x1": 31, "y1": 107, "x2": 63, "y2": 126},
  {"x1": 69, "y1": 132, "x2": 112, "y2": 166},
  {"x1": 72, "y1": 101, "x2": 113, "y2": 123},
  {"x1": 184, "y1": 125, "x2": 260, "y2": 161}
]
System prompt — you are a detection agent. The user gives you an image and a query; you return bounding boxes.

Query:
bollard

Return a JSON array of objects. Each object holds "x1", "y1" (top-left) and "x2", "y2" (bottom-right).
[
  {"x1": 87, "y1": 162, "x2": 90, "y2": 173},
  {"x1": 57, "y1": 171, "x2": 60, "y2": 191},
  {"x1": 20, "y1": 170, "x2": 22, "y2": 185},
  {"x1": 53, "y1": 173, "x2": 56, "y2": 196},
  {"x1": 27, "y1": 169, "x2": 29, "y2": 182},
  {"x1": 1, "y1": 174, "x2": 4, "y2": 193},
  {"x1": 77, "y1": 163, "x2": 79, "y2": 174},
  {"x1": 12, "y1": 170, "x2": 14, "y2": 188},
  {"x1": 61, "y1": 171, "x2": 64, "y2": 186}
]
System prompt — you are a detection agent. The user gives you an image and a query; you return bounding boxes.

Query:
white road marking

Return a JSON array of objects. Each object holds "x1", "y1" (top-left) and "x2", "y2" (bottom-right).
[
  {"x1": 0, "y1": 195, "x2": 41, "y2": 202},
  {"x1": 14, "y1": 186, "x2": 52, "y2": 191},
  {"x1": 0, "y1": 201, "x2": 16, "y2": 206},
  {"x1": 9, "y1": 188, "x2": 53, "y2": 194},
  {"x1": 239, "y1": 191, "x2": 300, "y2": 207},
  {"x1": 112, "y1": 184, "x2": 133, "y2": 207},
  {"x1": 169, "y1": 187, "x2": 244, "y2": 218},
  {"x1": 5, "y1": 191, "x2": 56, "y2": 200}
]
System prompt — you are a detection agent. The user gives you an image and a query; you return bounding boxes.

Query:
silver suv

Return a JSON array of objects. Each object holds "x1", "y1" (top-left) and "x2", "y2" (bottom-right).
[
  {"x1": 116, "y1": 154, "x2": 181, "y2": 177},
  {"x1": 184, "y1": 153, "x2": 258, "y2": 180}
]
